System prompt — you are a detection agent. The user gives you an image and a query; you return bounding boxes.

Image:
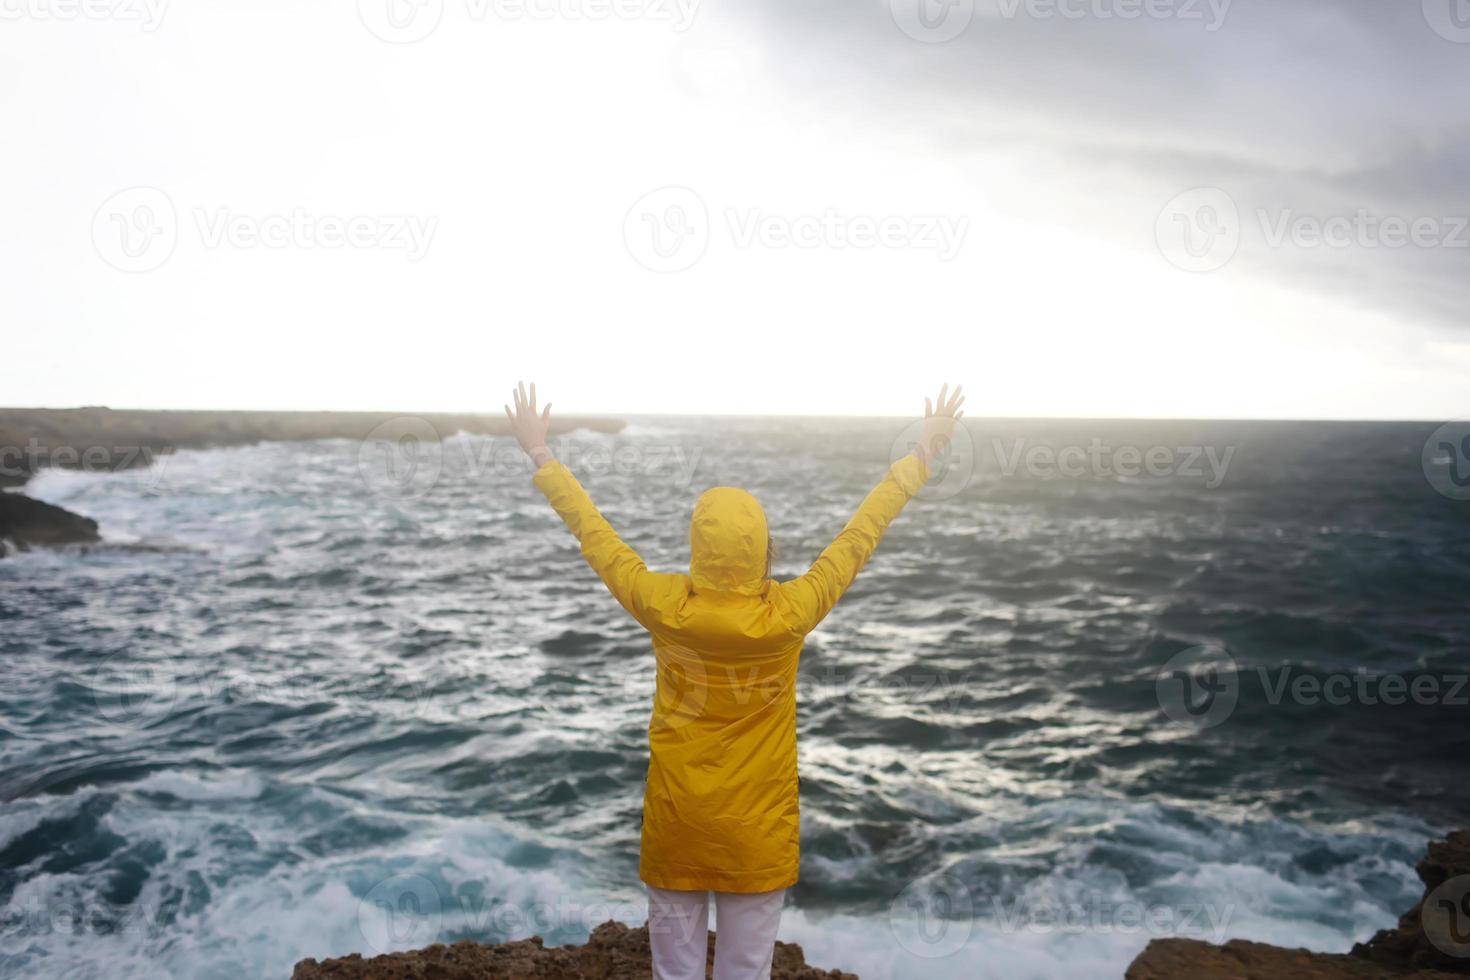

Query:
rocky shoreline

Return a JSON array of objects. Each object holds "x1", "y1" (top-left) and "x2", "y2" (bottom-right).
[
  {"x1": 292, "y1": 831, "x2": 1469, "y2": 979},
  {"x1": 0, "y1": 407, "x2": 624, "y2": 557},
  {"x1": 292, "y1": 920, "x2": 855, "y2": 979},
  {"x1": 1128, "y1": 828, "x2": 1470, "y2": 979}
]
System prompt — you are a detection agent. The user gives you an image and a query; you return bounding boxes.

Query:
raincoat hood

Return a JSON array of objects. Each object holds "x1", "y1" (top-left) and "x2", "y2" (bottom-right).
[{"x1": 689, "y1": 487, "x2": 768, "y2": 596}]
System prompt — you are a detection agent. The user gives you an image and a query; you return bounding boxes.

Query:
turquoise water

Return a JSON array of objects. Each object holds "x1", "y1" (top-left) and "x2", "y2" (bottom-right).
[{"x1": 1, "y1": 417, "x2": 1465, "y2": 978}]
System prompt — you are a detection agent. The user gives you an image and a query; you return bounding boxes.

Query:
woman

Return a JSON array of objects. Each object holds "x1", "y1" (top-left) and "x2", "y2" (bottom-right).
[{"x1": 503, "y1": 383, "x2": 964, "y2": 980}]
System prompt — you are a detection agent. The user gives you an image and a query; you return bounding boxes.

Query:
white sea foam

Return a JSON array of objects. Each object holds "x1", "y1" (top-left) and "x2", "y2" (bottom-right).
[
  {"x1": 1, "y1": 781, "x2": 1428, "y2": 980},
  {"x1": 129, "y1": 770, "x2": 264, "y2": 802}
]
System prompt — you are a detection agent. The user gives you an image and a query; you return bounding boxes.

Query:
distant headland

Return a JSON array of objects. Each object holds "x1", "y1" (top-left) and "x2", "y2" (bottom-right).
[{"x1": 0, "y1": 407, "x2": 625, "y2": 556}]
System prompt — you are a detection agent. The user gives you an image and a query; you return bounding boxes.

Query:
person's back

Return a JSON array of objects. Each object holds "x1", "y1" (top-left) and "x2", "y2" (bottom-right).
[{"x1": 504, "y1": 382, "x2": 964, "y2": 980}]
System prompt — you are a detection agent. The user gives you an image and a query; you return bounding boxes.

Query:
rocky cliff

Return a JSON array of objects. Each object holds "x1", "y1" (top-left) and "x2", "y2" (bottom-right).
[
  {"x1": 291, "y1": 830, "x2": 1470, "y2": 980},
  {"x1": 1128, "y1": 829, "x2": 1470, "y2": 979},
  {"x1": 291, "y1": 919, "x2": 855, "y2": 980}
]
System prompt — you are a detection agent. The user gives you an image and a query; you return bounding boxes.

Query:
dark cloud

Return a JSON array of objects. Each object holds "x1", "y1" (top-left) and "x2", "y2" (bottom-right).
[{"x1": 702, "y1": 0, "x2": 1470, "y2": 329}]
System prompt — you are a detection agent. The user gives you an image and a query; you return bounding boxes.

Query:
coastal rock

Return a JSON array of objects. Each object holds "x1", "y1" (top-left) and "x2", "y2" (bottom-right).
[
  {"x1": 290, "y1": 919, "x2": 857, "y2": 980},
  {"x1": 1125, "y1": 938, "x2": 1462, "y2": 979},
  {"x1": 0, "y1": 407, "x2": 626, "y2": 485},
  {"x1": 1353, "y1": 830, "x2": 1470, "y2": 973},
  {"x1": 0, "y1": 492, "x2": 101, "y2": 557},
  {"x1": 0, "y1": 406, "x2": 625, "y2": 553},
  {"x1": 1128, "y1": 829, "x2": 1470, "y2": 979}
]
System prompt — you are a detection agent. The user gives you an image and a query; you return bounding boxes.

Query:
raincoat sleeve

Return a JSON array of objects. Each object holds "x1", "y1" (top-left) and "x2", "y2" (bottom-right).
[
  {"x1": 532, "y1": 458, "x2": 670, "y2": 628},
  {"x1": 778, "y1": 451, "x2": 930, "y2": 633}
]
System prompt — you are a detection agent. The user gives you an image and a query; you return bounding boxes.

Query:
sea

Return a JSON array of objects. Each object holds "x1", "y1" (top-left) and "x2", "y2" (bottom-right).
[{"x1": 2, "y1": 416, "x2": 1466, "y2": 979}]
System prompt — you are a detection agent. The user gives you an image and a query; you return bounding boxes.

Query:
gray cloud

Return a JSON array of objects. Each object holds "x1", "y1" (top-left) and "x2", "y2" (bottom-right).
[{"x1": 696, "y1": 0, "x2": 1470, "y2": 330}]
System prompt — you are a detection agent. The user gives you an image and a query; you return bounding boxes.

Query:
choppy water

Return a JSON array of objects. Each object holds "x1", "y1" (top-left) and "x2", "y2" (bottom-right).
[{"x1": 2, "y1": 417, "x2": 1467, "y2": 979}]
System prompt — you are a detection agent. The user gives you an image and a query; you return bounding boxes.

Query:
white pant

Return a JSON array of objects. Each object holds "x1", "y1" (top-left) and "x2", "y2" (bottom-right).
[{"x1": 647, "y1": 884, "x2": 786, "y2": 980}]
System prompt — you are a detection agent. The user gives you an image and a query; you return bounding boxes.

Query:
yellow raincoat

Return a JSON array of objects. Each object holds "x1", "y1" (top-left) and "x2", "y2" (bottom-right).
[{"x1": 533, "y1": 451, "x2": 930, "y2": 892}]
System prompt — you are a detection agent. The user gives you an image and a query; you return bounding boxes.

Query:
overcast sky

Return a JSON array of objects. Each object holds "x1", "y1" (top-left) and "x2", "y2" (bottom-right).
[{"x1": 3, "y1": 0, "x2": 1467, "y2": 418}]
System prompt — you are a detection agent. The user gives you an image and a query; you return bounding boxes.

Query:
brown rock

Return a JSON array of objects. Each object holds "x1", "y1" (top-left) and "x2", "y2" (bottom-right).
[
  {"x1": 290, "y1": 920, "x2": 857, "y2": 980},
  {"x1": 1128, "y1": 829, "x2": 1470, "y2": 979},
  {"x1": 1126, "y1": 937, "x2": 1462, "y2": 979},
  {"x1": 1354, "y1": 830, "x2": 1470, "y2": 974}
]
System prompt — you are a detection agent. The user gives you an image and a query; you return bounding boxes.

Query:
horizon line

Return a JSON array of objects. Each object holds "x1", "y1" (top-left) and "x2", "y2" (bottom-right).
[{"x1": 0, "y1": 405, "x2": 1450, "y2": 424}]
